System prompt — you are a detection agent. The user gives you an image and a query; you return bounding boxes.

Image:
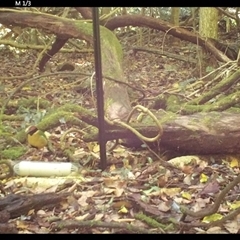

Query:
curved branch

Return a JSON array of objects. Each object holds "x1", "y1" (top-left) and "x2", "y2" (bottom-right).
[{"x1": 105, "y1": 14, "x2": 231, "y2": 62}]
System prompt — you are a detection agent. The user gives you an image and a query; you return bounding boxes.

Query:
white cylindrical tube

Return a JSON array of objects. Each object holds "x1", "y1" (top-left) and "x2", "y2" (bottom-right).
[{"x1": 13, "y1": 161, "x2": 78, "y2": 177}]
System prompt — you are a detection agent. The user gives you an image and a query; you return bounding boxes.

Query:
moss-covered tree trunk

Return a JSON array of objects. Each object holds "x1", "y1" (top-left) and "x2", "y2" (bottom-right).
[{"x1": 199, "y1": 7, "x2": 219, "y2": 40}]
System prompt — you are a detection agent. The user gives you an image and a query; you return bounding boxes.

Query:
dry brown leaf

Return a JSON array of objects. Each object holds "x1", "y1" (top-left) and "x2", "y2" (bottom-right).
[
  {"x1": 224, "y1": 220, "x2": 240, "y2": 233},
  {"x1": 200, "y1": 180, "x2": 220, "y2": 196},
  {"x1": 157, "y1": 201, "x2": 171, "y2": 212}
]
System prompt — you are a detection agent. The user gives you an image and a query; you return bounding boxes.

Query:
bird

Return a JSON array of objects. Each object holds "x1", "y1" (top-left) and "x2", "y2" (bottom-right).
[
  {"x1": 25, "y1": 126, "x2": 48, "y2": 149},
  {"x1": 25, "y1": 126, "x2": 54, "y2": 155}
]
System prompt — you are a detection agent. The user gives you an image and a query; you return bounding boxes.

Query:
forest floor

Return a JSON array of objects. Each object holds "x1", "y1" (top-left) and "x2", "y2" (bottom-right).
[{"x1": 1, "y1": 29, "x2": 240, "y2": 233}]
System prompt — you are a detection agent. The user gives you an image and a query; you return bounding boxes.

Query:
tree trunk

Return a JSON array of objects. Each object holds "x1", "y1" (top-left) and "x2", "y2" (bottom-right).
[
  {"x1": 171, "y1": 7, "x2": 180, "y2": 25},
  {"x1": 170, "y1": 7, "x2": 180, "y2": 44},
  {"x1": 199, "y1": 7, "x2": 219, "y2": 39}
]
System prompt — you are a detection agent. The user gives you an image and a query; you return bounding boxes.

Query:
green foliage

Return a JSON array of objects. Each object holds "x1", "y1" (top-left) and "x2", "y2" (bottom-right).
[{"x1": 18, "y1": 106, "x2": 47, "y2": 128}]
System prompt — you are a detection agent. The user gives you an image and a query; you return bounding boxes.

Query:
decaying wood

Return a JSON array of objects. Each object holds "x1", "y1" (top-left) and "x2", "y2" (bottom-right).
[
  {"x1": 82, "y1": 111, "x2": 240, "y2": 155},
  {"x1": 0, "y1": 223, "x2": 17, "y2": 233},
  {"x1": 0, "y1": 192, "x2": 69, "y2": 219}
]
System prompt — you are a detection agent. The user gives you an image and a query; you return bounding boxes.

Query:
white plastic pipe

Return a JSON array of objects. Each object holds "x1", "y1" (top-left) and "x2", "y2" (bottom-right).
[{"x1": 14, "y1": 161, "x2": 78, "y2": 177}]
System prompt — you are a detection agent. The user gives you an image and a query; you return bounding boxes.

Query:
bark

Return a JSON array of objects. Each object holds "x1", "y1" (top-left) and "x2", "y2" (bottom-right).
[
  {"x1": 39, "y1": 37, "x2": 68, "y2": 72},
  {"x1": 82, "y1": 111, "x2": 240, "y2": 155},
  {"x1": 75, "y1": 7, "x2": 92, "y2": 19},
  {"x1": 171, "y1": 7, "x2": 180, "y2": 25},
  {"x1": 199, "y1": 7, "x2": 219, "y2": 40},
  {"x1": 0, "y1": 192, "x2": 68, "y2": 219}
]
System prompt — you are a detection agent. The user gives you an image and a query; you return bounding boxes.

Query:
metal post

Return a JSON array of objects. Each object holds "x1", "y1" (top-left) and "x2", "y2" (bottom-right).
[{"x1": 92, "y1": 7, "x2": 107, "y2": 170}]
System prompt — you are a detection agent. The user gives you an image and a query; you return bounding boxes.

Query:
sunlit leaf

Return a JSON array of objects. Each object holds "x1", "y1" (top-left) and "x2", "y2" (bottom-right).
[
  {"x1": 228, "y1": 200, "x2": 240, "y2": 210},
  {"x1": 200, "y1": 173, "x2": 208, "y2": 183},
  {"x1": 93, "y1": 143, "x2": 100, "y2": 153},
  {"x1": 202, "y1": 213, "x2": 223, "y2": 223},
  {"x1": 181, "y1": 191, "x2": 191, "y2": 200},
  {"x1": 86, "y1": 142, "x2": 99, "y2": 152},
  {"x1": 118, "y1": 206, "x2": 128, "y2": 214},
  {"x1": 112, "y1": 146, "x2": 126, "y2": 153},
  {"x1": 168, "y1": 155, "x2": 200, "y2": 169},
  {"x1": 109, "y1": 164, "x2": 116, "y2": 171},
  {"x1": 230, "y1": 157, "x2": 239, "y2": 168},
  {"x1": 114, "y1": 187, "x2": 124, "y2": 197}
]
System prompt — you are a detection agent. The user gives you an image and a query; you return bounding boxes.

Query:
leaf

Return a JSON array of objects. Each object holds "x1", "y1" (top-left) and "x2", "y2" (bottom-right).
[
  {"x1": 143, "y1": 186, "x2": 160, "y2": 195},
  {"x1": 200, "y1": 180, "x2": 220, "y2": 195},
  {"x1": 112, "y1": 146, "x2": 126, "y2": 153},
  {"x1": 224, "y1": 221, "x2": 240, "y2": 233},
  {"x1": 86, "y1": 142, "x2": 99, "y2": 152},
  {"x1": 114, "y1": 187, "x2": 124, "y2": 197},
  {"x1": 206, "y1": 66, "x2": 215, "y2": 73},
  {"x1": 123, "y1": 159, "x2": 131, "y2": 169},
  {"x1": 59, "y1": 117, "x2": 66, "y2": 124},
  {"x1": 168, "y1": 155, "x2": 200, "y2": 170},
  {"x1": 109, "y1": 164, "x2": 116, "y2": 171},
  {"x1": 181, "y1": 191, "x2": 192, "y2": 200},
  {"x1": 206, "y1": 226, "x2": 226, "y2": 233},
  {"x1": 202, "y1": 213, "x2": 223, "y2": 223},
  {"x1": 200, "y1": 173, "x2": 208, "y2": 183},
  {"x1": 230, "y1": 157, "x2": 239, "y2": 168},
  {"x1": 118, "y1": 206, "x2": 128, "y2": 214},
  {"x1": 158, "y1": 201, "x2": 171, "y2": 212},
  {"x1": 228, "y1": 200, "x2": 240, "y2": 210},
  {"x1": 160, "y1": 188, "x2": 181, "y2": 197},
  {"x1": 183, "y1": 174, "x2": 192, "y2": 185}
]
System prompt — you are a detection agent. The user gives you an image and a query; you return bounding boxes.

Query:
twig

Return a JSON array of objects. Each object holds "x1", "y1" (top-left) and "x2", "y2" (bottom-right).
[{"x1": 51, "y1": 219, "x2": 151, "y2": 233}]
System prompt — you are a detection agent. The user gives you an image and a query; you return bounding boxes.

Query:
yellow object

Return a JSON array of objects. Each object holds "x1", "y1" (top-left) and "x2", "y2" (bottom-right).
[
  {"x1": 200, "y1": 173, "x2": 208, "y2": 183},
  {"x1": 25, "y1": 126, "x2": 48, "y2": 149}
]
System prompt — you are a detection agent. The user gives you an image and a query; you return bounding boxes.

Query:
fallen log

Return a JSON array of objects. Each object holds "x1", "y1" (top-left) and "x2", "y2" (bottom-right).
[
  {"x1": 0, "y1": 192, "x2": 69, "y2": 219},
  {"x1": 82, "y1": 111, "x2": 240, "y2": 155}
]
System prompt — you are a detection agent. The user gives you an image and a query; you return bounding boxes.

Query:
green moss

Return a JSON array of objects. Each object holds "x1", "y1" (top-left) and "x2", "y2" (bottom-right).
[
  {"x1": 1, "y1": 147, "x2": 26, "y2": 160},
  {"x1": 19, "y1": 97, "x2": 51, "y2": 109},
  {"x1": 166, "y1": 95, "x2": 181, "y2": 112}
]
